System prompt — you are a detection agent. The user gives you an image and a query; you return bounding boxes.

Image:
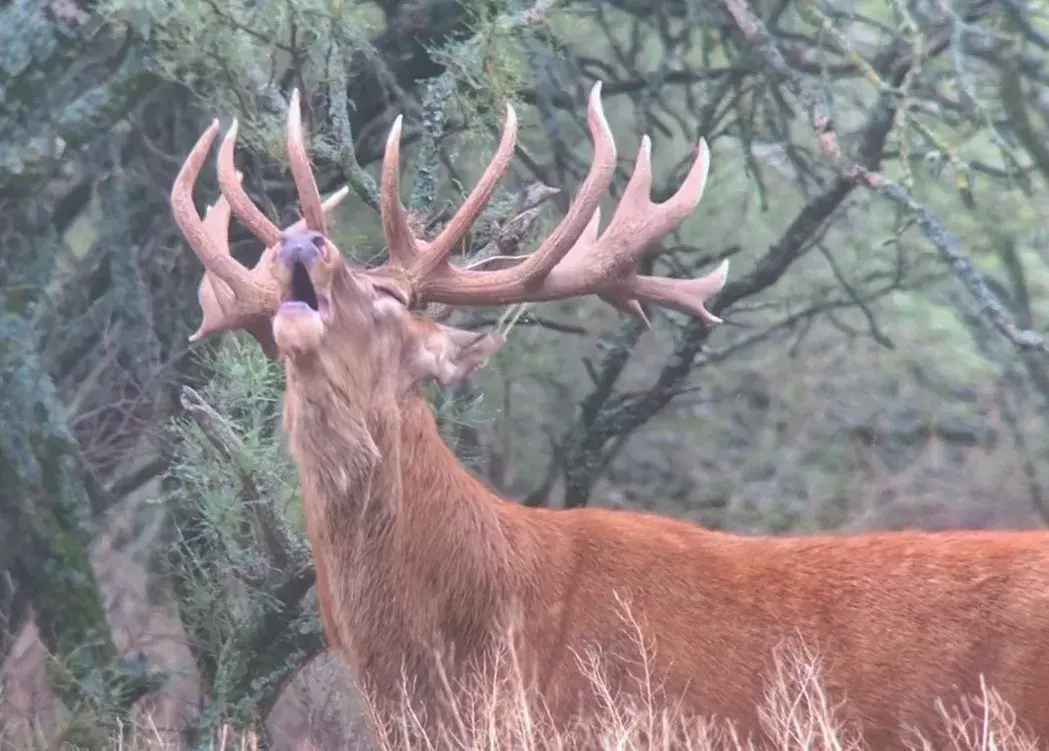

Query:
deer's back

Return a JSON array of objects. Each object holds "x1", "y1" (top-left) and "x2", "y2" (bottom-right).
[{"x1": 523, "y1": 510, "x2": 1049, "y2": 746}]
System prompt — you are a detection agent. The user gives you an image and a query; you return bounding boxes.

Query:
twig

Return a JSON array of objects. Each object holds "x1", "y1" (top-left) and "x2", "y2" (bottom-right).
[
  {"x1": 719, "y1": 0, "x2": 1049, "y2": 356},
  {"x1": 180, "y1": 386, "x2": 244, "y2": 464},
  {"x1": 328, "y1": 48, "x2": 381, "y2": 211},
  {"x1": 179, "y1": 386, "x2": 304, "y2": 571},
  {"x1": 817, "y1": 242, "x2": 895, "y2": 349},
  {"x1": 461, "y1": 314, "x2": 589, "y2": 336}
]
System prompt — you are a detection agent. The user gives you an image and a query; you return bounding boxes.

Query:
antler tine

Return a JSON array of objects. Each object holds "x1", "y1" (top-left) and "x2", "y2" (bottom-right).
[
  {"x1": 380, "y1": 115, "x2": 418, "y2": 269},
  {"x1": 607, "y1": 136, "x2": 726, "y2": 323},
  {"x1": 411, "y1": 104, "x2": 519, "y2": 279},
  {"x1": 191, "y1": 174, "x2": 240, "y2": 343},
  {"x1": 408, "y1": 82, "x2": 620, "y2": 304},
  {"x1": 625, "y1": 258, "x2": 729, "y2": 324},
  {"x1": 286, "y1": 185, "x2": 352, "y2": 234},
  {"x1": 379, "y1": 105, "x2": 520, "y2": 279},
  {"x1": 220, "y1": 113, "x2": 350, "y2": 244},
  {"x1": 217, "y1": 119, "x2": 283, "y2": 247},
  {"x1": 202, "y1": 169, "x2": 286, "y2": 355},
  {"x1": 493, "y1": 82, "x2": 617, "y2": 287},
  {"x1": 412, "y1": 82, "x2": 615, "y2": 300},
  {"x1": 171, "y1": 121, "x2": 277, "y2": 314},
  {"x1": 286, "y1": 89, "x2": 328, "y2": 235},
  {"x1": 594, "y1": 134, "x2": 710, "y2": 273},
  {"x1": 553, "y1": 133, "x2": 725, "y2": 323}
]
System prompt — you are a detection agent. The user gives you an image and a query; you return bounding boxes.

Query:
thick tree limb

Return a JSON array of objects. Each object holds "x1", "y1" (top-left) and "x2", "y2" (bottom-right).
[
  {"x1": 175, "y1": 386, "x2": 322, "y2": 739},
  {"x1": 179, "y1": 386, "x2": 305, "y2": 571}
]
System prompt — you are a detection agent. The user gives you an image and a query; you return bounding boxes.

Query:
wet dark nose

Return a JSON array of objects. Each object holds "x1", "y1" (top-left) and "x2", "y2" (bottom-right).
[{"x1": 277, "y1": 231, "x2": 326, "y2": 267}]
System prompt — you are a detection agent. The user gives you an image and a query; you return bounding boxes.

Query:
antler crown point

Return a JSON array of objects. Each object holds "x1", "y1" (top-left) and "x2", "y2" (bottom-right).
[
  {"x1": 387, "y1": 115, "x2": 405, "y2": 149},
  {"x1": 588, "y1": 82, "x2": 605, "y2": 111}
]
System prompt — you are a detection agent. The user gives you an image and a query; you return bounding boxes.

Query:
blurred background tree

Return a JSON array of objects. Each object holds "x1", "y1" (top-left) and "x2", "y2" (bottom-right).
[{"x1": 3, "y1": 0, "x2": 1049, "y2": 746}]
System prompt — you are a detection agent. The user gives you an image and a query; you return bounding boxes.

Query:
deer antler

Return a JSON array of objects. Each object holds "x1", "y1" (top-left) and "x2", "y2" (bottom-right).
[
  {"x1": 171, "y1": 92, "x2": 350, "y2": 345},
  {"x1": 380, "y1": 102, "x2": 520, "y2": 279},
  {"x1": 171, "y1": 121, "x2": 281, "y2": 327},
  {"x1": 376, "y1": 82, "x2": 728, "y2": 324}
]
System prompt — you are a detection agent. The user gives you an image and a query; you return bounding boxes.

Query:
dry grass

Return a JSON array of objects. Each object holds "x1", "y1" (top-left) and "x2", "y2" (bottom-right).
[
  {"x1": 4, "y1": 641, "x2": 1035, "y2": 751},
  {"x1": 2, "y1": 599, "x2": 1040, "y2": 750},
  {"x1": 355, "y1": 627, "x2": 1039, "y2": 751}
]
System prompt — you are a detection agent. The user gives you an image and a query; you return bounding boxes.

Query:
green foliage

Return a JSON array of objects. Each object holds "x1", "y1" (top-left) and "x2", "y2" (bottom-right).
[
  {"x1": 166, "y1": 334, "x2": 294, "y2": 538},
  {"x1": 161, "y1": 337, "x2": 319, "y2": 740},
  {"x1": 426, "y1": 0, "x2": 533, "y2": 121},
  {"x1": 99, "y1": 0, "x2": 382, "y2": 160},
  {"x1": 432, "y1": 383, "x2": 495, "y2": 470}
]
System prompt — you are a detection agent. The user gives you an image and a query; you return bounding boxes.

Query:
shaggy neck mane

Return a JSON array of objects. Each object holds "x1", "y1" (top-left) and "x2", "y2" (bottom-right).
[{"x1": 281, "y1": 352, "x2": 536, "y2": 688}]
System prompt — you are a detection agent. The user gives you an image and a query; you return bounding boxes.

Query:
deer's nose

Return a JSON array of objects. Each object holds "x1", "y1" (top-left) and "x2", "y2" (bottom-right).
[{"x1": 277, "y1": 231, "x2": 327, "y2": 268}]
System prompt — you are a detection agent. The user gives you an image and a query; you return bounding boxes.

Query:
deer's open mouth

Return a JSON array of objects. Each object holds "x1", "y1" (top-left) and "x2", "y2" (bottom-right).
[{"x1": 280, "y1": 261, "x2": 331, "y2": 320}]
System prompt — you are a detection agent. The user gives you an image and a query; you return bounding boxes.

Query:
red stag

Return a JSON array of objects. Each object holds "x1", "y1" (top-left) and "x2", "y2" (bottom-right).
[{"x1": 170, "y1": 85, "x2": 1049, "y2": 748}]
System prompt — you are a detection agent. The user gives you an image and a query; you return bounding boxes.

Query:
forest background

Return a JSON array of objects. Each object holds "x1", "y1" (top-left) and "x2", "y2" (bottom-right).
[{"x1": 4, "y1": 0, "x2": 1049, "y2": 747}]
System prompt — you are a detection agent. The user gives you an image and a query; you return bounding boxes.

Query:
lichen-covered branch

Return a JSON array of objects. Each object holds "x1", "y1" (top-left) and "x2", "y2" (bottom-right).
[
  {"x1": 719, "y1": 0, "x2": 1049, "y2": 356},
  {"x1": 0, "y1": 3, "x2": 158, "y2": 190},
  {"x1": 179, "y1": 386, "x2": 306, "y2": 572},
  {"x1": 167, "y1": 376, "x2": 323, "y2": 741}
]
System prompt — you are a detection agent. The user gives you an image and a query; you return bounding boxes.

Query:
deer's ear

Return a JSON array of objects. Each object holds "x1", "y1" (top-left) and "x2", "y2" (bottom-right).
[{"x1": 404, "y1": 321, "x2": 505, "y2": 388}]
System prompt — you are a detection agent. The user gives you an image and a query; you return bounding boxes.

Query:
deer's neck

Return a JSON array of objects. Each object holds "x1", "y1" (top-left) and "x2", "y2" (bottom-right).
[{"x1": 281, "y1": 358, "x2": 532, "y2": 690}]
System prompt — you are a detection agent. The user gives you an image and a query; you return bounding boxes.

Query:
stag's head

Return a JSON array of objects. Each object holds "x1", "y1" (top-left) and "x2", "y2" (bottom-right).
[{"x1": 170, "y1": 84, "x2": 730, "y2": 395}]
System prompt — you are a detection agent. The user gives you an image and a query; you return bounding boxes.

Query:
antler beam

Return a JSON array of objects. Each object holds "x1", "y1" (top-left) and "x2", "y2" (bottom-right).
[{"x1": 375, "y1": 81, "x2": 728, "y2": 324}]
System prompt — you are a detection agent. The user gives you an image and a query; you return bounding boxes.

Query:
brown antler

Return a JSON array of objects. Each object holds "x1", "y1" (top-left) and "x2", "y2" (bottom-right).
[
  {"x1": 215, "y1": 90, "x2": 331, "y2": 244},
  {"x1": 191, "y1": 172, "x2": 286, "y2": 355},
  {"x1": 380, "y1": 102, "x2": 520, "y2": 279},
  {"x1": 171, "y1": 121, "x2": 282, "y2": 326},
  {"x1": 376, "y1": 82, "x2": 728, "y2": 324},
  {"x1": 171, "y1": 92, "x2": 350, "y2": 347}
]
